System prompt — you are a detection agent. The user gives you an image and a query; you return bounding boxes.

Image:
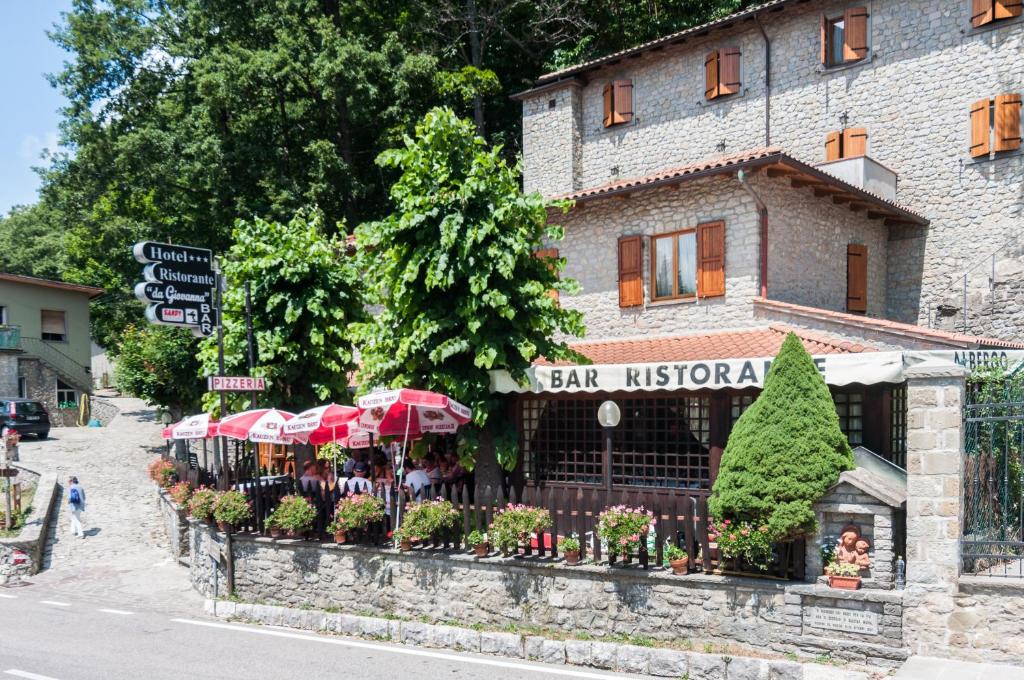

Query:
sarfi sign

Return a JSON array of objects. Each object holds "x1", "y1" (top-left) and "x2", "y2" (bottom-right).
[{"x1": 133, "y1": 241, "x2": 217, "y2": 337}]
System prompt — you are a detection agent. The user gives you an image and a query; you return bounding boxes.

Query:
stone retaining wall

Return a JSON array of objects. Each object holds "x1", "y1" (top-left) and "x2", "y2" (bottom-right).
[
  {"x1": 156, "y1": 487, "x2": 189, "y2": 559},
  {"x1": 0, "y1": 468, "x2": 57, "y2": 584}
]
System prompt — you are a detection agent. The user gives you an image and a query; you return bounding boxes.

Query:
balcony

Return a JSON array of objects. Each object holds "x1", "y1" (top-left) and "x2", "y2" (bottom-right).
[
  {"x1": 815, "y1": 155, "x2": 898, "y2": 202},
  {"x1": 0, "y1": 325, "x2": 21, "y2": 351}
]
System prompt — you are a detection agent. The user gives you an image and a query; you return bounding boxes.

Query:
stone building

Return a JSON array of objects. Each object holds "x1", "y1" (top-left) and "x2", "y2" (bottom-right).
[{"x1": 0, "y1": 273, "x2": 103, "y2": 424}]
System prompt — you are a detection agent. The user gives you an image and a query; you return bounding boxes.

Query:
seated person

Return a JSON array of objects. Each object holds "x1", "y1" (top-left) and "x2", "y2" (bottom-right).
[
  {"x1": 345, "y1": 461, "x2": 374, "y2": 495},
  {"x1": 402, "y1": 459, "x2": 432, "y2": 500},
  {"x1": 373, "y1": 454, "x2": 394, "y2": 489},
  {"x1": 424, "y1": 454, "x2": 442, "y2": 485},
  {"x1": 298, "y1": 460, "x2": 320, "y2": 490}
]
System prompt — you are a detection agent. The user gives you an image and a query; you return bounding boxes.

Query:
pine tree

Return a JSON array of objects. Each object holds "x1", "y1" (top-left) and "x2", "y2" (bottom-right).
[{"x1": 709, "y1": 332, "x2": 854, "y2": 539}]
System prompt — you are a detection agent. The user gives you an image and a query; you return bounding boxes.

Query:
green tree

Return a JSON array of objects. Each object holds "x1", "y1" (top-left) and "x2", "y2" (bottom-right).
[
  {"x1": 114, "y1": 324, "x2": 204, "y2": 419},
  {"x1": 709, "y1": 333, "x2": 854, "y2": 540},
  {"x1": 198, "y1": 210, "x2": 364, "y2": 411},
  {"x1": 0, "y1": 204, "x2": 67, "y2": 280},
  {"x1": 353, "y1": 107, "x2": 585, "y2": 472}
]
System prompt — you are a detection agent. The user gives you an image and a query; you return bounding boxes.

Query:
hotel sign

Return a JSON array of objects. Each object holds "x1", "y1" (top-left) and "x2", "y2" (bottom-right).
[{"x1": 133, "y1": 241, "x2": 218, "y2": 337}]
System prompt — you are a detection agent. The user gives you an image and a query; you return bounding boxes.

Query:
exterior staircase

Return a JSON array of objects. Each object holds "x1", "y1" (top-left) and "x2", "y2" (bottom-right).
[{"x1": 18, "y1": 335, "x2": 93, "y2": 393}]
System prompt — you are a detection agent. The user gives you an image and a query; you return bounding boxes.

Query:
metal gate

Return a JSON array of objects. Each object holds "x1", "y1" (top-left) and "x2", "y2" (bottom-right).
[{"x1": 962, "y1": 380, "x2": 1024, "y2": 577}]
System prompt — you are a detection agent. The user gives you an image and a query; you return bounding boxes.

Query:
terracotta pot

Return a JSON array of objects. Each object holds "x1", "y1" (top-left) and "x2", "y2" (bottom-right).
[
  {"x1": 334, "y1": 530, "x2": 347, "y2": 544},
  {"x1": 564, "y1": 550, "x2": 580, "y2": 566},
  {"x1": 669, "y1": 557, "x2": 689, "y2": 575},
  {"x1": 622, "y1": 553, "x2": 632, "y2": 565},
  {"x1": 269, "y1": 526, "x2": 284, "y2": 539},
  {"x1": 473, "y1": 543, "x2": 489, "y2": 557},
  {"x1": 216, "y1": 520, "x2": 232, "y2": 533},
  {"x1": 828, "y1": 574, "x2": 862, "y2": 590},
  {"x1": 399, "y1": 538, "x2": 413, "y2": 551}
]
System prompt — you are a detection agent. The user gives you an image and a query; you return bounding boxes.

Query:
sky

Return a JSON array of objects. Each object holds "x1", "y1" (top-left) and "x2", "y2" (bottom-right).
[{"x1": 0, "y1": 1, "x2": 73, "y2": 215}]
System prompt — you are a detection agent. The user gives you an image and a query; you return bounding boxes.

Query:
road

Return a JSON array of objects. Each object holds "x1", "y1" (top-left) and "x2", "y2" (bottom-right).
[{"x1": 1, "y1": 398, "x2": 650, "y2": 680}]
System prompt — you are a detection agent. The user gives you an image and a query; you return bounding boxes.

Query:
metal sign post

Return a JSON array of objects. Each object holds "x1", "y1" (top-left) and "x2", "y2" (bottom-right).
[{"x1": 243, "y1": 282, "x2": 261, "y2": 532}]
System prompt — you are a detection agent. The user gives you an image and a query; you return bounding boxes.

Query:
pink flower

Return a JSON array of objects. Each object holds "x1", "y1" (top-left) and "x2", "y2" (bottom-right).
[
  {"x1": 723, "y1": 519, "x2": 731, "y2": 526},
  {"x1": 729, "y1": 533, "x2": 737, "y2": 541},
  {"x1": 741, "y1": 529, "x2": 749, "y2": 536},
  {"x1": 629, "y1": 534, "x2": 639, "y2": 542}
]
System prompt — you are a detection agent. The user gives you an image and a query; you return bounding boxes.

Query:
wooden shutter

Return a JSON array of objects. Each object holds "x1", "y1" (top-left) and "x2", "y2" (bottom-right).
[
  {"x1": 995, "y1": 0, "x2": 1023, "y2": 18},
  {"x1": 994, "y1": 93, "x2": 1022, "y2": 152},
  {"x1": 612, "y1": 80, "x2": 633, "y2": 124},
  {"x1": 972, "y1": 0, "x2": 995, "y2": 26},
  {"x1": 602, "y1": 83, "x2": 613, "y2": 128},
  {"x1": 718, "y1": 48, "x2": 742, "y2": 96},
  {"x1": 825, "y1": 131, "x2": 842, "y2": 161},
  {"x1": 704, "y1": 51, "x2": 720, "y2": 100},
  {"x1": 696, "y1": 221, "x2": 726, "y2": 298},
  {"x1": 534, "y1": 248, "x2": 560, "y2": 302},
  {"x1": 846, "y1": 244, "x2": 868, "y2": 314},
  {"x1": 970, "y1": 98, "x2": 992, "y2": 158},
  {"x1": 820, "y1": 14, "x2": 829, "y2": 65},
  {"x1": 843, "y1": 7, "x2": 869, "y2": 62},
  {"x1": 617, "y1": 235, "x2": 643, "y2": 308},
  {"x1": 842, "y1": 128, "x2": 868, "y2": 157}
]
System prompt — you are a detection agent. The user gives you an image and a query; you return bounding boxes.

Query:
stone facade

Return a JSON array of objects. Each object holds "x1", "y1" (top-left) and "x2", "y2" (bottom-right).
[
  {"x1": 0, "y1": 468, "x2": 57, "y2": 584},
  {"x1": 157, "y1": 487, "x2": 189, "y2": 559},
  {"x1": 522, "y1": 0, "x2": 1024, "y2": 340},
  {"x1": 0, "y1": 351, "x2": 18, "y2": 397}
]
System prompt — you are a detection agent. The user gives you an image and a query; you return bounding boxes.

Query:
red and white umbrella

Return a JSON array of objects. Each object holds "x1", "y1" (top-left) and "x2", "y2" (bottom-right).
[
  {"x1": 282, "y1": 403, "x2": 358, "y2": 440},
  {"x1": 356, "y1": 389, "x2": 471, "y2": 437},
  {"x1": 219, "y1": 408, "x2": 295, "y2": 444},
  {"x1": 165, "y1": 413, "x2": 220, "y2": 440}
]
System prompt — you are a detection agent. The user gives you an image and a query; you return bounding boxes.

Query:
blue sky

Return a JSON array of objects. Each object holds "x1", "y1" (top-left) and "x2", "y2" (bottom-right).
[{"x1": 0, "y1": 1, "x2": 72, "y2": 215}]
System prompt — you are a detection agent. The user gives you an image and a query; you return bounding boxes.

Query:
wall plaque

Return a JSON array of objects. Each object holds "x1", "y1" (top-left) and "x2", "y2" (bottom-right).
[{"x1": 807, "y1": 606, "x2": 879, "y2": 635}]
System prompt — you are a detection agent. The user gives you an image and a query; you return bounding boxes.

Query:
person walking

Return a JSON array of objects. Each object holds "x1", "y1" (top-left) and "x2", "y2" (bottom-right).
[{"x1": 68, "y1": 476, "x2": 86, "y2": 539}]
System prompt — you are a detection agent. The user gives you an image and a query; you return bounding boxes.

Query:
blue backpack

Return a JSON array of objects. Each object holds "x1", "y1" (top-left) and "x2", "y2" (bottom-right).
[{"x1": 69, "y1": 486, "x2": 81, "y2": 506}]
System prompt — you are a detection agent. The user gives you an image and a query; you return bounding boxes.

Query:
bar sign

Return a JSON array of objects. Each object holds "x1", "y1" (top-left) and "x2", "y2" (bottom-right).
[{"x1": 208, "y1": 376, "x2": 267, "y2": 392}]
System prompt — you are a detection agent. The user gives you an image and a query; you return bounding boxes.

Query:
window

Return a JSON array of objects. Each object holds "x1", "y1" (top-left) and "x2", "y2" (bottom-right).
[
  {"x1": 971, "y1": 0, "x2": 1023, "y2": 28},
  {"x1": 824, "y1": 128, "x2": 868, "y2": 161},
  {"x1": 602, "y1": 79, "x2": 633, "y2": 128},
  {"x1": 970, "y1": 94, "x2": 1022, "y2": 158},
  {"x1": 650, "y1": 221, "x2": 725, "y2": 302},
  {"x1": 820, "y1": 7, "x2": 869, "y2": 67},
  {"x1": 704, "y1": 48, "x2": 741, "y2": 100},
  {"x1": 0, "y1": 306, "x2": 6, "y2": 324},
  {"x1": 41, "y1": 310, "x2": 66, "y2": 342},
  {"x1": 533, "y1": 248, "x2": 560, "y2": 302},
  {"x1": 617, "y1": 235, "x2": 644, "y2": 308},
  {"x1": 17, "y1": 378, "x2": 26, "y2": 399},
  {"x1": 846, "y1": 244, "x2": 868, "y2": 313},
  {"x1": 832, "y1": 391, "x2": 864, "y2": 446},
  {"x1": 889, "y1": 384, "x2": 907, "y2": 469},
  {"x1": 730, "y1": 394, "x2": 756, "y2": 424},
  {"x1": 56, "y1": 380, "x2": 77, "y2": 408}
]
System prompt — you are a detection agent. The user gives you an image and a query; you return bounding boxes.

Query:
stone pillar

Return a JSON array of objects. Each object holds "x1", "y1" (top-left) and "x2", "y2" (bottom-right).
[
  {"x1": 0, "y1": 351, "x2": 19, "y2": 397},
  {"x1": 520, "y1": 81, "x2": 582, "y2": 197}
]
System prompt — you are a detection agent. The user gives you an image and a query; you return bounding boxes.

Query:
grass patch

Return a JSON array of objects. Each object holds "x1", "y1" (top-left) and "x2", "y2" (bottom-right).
[{"x1": 0, "y1": 483, "x2": 36, "y2": 538}]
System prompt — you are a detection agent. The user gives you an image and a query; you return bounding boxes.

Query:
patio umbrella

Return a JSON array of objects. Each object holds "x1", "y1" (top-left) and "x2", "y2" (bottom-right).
[
  {"x1": 282, "y1": 405, "x2": 360, "y2": 477},
  {"x1": 167, "y1": 413, "x2": 220, "y2": 440},
  {"x1": 219, "y1": 408, "x2": 296, "y2": 444}
]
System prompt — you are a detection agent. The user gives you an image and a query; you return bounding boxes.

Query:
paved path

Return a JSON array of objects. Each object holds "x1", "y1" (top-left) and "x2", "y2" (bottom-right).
[
  {"x1": 895, "y1": 656, "x2": 1024, "y2": 680},
  {"x1": 12, "y1": 397, "x2": 201, "y2": 614}
]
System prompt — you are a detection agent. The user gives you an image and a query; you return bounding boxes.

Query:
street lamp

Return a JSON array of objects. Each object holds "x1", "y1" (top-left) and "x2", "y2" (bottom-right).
[{"x1": 597, "y1": 400, "x2": 620, "y2": 491}]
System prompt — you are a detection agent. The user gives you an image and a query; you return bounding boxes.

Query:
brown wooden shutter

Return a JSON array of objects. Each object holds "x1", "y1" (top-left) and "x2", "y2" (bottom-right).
[
  {"x1": 820, "y1": 14, "x2": 829, "y2": 65},
  {"x1": 970, "y1": 98, "x2": 992, "y2": 158},
  {"x1": 972, "y1": 0, "x2": 995, "y2": 26},
  {"x1": 534, "y1": 248, "x2": 560, "y2": 302},
  {"x1": 704, "y1": 51, "x2": 720, "y2": 100},
  {"x1": 842, "y1": 128, "x2": 868, "y2": 157},
  {"x1": 846, "y1": 244, "x2": 868, "y2": 314},
  {"x1": 697, "y1": 221, "x2": 726, "y2": 298},
  {"x1": 995, "y1": 0, "x2": 1023, "y2": 18},
  {"x1": 718, "y1": 48, "x2": 742, "y2": 96},
  {"x1": 617, "y1": 235, "x2": 643, "y2": 308},
  {"x1": 602, "y1": 83, "x2": 613, "y2": 128},
  {"x1": 612, "y1": 80, "x2": 633, "y2": 124},
  {"x1": 843, "y1": 7, "x2": 869, "y2": 62},
  {"x1": 994, "y1": 93, "x2": 1022, "y2": 152},
  {"x1": 825, "y1": 131, "x2": 842, "y2": 161}
]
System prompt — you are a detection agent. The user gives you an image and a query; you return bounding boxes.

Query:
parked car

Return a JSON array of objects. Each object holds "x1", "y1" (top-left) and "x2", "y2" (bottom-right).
[{"x1": 0, "y1": 399, "x2": 50, "y2": 439}]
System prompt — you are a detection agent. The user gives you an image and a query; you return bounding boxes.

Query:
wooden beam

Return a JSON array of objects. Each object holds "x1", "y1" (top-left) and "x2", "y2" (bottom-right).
[
  {"x1": 832, "y1": 194, "x2": 855, "y2": 205},
  {"x1": 866, "y1": 210, "x2": 889, "y2": 220},
  {"x1": 813, "y1": 186, "x2": 844, "y2": 197},
  {"x1": 885, "y1": 217, "x2": 921, "y2": 227},
  {"x1": 766, "y1": 166, "x2": 799, "y2": 178},
  {"x1": 848, "y1": 201, "x2": 873, "y2": 212},
  {"x1": 791, "y1": 178, "x2": 826, "y2": 189}
]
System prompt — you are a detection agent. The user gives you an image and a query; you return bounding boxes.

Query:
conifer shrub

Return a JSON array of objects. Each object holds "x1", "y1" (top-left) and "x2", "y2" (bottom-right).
[{"x1": 709, "y1": 332, "x2": 854, "y2": 540}]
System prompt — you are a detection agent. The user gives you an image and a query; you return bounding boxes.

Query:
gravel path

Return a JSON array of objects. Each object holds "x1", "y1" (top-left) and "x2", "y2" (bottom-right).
[{"x1": 12, "y1": 397, "x2": 202, "y2": 613}]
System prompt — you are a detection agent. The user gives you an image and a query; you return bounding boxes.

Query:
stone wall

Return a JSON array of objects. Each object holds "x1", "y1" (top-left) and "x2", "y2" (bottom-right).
[
  {"x1": 521, "y1": 0, "x2": 1024, "y2": 339},
  {"x1": 0, "y1": 351, "x2": 18, "y2": 397},
  {"x1": 156, "y1": 487, "x2": 189, "y2": 559},
  {"x1": 0, "y1": 468, "x2": 57, "y2": 584},
  {"x1": 89, "y1": 397, "x2": 119, "y2": 426}
]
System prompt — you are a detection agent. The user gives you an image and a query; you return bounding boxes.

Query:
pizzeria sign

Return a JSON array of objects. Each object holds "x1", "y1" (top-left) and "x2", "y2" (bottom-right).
[{"x1": 208, "y1": 376, "x2": 267, "y2": 392}]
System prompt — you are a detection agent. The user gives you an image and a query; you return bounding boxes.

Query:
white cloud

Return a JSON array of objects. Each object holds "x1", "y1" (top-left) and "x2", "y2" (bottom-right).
[{"x1": 18, "y1": 131, "x2": 59, "y2": 162}]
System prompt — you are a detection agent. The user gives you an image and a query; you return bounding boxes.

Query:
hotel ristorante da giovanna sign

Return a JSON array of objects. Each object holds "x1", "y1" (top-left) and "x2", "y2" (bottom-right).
[{"x1": 133, "y1": 240, "x2": 218, "y2": 337}]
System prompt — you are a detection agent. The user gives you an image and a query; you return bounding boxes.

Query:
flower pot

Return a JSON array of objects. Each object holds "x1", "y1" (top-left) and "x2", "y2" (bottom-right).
[
  {"x1": 669, "y1": 557, "x2": 689, "y2": 575},
  {"x1": 622, "y1": 553, "x2": 632, "y2": 565},
  {"x1": 217, "y1": 521, "x2": 232, "y2": 533},
  {"x1": 828, "y1": 574, "x2": 862, "y2": 590},
  {"x1": 564, "y1": 550, "x2": 580, "y2": 566},
  {"x1": 399, "y1": 539, "x2": 413, "y2": 551},
  {"x1": 334, "y1": 530, "x2": 347, "y2": 544},
  {"x1": 269, "y1": 526, "x2": 284, "y2": 539},
  {"x1": 474, "y1": 543, "x2": 489, "y2": 557}
]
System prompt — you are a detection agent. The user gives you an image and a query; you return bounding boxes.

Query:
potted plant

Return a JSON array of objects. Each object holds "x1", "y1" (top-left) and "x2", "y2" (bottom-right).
[
  {"x1": 826, "y1": 561, "x2": 862, "y2": 590},
  {"x1": 709, "y1": 519, "x2": 772, "y2": 573},
  {"x1": 213, "y1": 489, "x2": 252, "y2": 533},
  {"x1": 187, "y1": 487, "x2": 219, "y2": 523},
  {"x1": 664, "y1": 544, "x2": 689, "y2": 575},
  {"x1": 489, "y1": 504, "x2": 552, "y2": 556},
  {"x1": 395, "y1": 499, "x2": 460, "y2": 550},
  {"x1": 266, "y1": 495, "x2": 316, "y2": 538},
  {"x1": 169, "y1": 481, "x2": 192, "y2": 507},
  {"x1": 467, "y1": 530, "x2": 489, "y2": 557},
  {"x1": 596, "y1": 505, "x2": 655, "y2": 564},
  {"x1": 332, "y1": 494, "x2": 386, "y2": 544},
  {"x1": 560, "y1": 535, "x2": 581, "y2": 565},
  {"x1": 148, "y1": 458, "x2": 177, "y2": 488}
]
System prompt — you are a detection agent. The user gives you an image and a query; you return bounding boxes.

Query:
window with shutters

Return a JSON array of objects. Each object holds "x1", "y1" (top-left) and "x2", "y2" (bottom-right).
[
  {"x1": 704, "y1": 48, "x2": 741, "y2": 101},
  {"x1": 971, "y1": 0, "x2": 1023, "y2": 28},
  {"x1": 846, "y1": 244, "x2": 868, "y2": 314},
  {"x1": 533, "y1": 248, "x2": 560, "y2": 302},
  {"x1": 650, "y1": 221, "x2": 726, "y2": 302},
  {"x1": 617, "y1": 235, "x2": 644, "y2": 308},
  {"x1": 602, "y1": 79, "x2": 634, "y2": 128},
  {"x1": 820, "y1": 7, "x2": 869, "y2": 68},
  {"x1": 971, "y1": 94, "x2": 1022, "y2": 158},
  {"x1": 41, "y1": 310, "x2": 66, "y2": 342},
  {"x1": 824, "y1": 128, "x2": 869, "y2": 161}
]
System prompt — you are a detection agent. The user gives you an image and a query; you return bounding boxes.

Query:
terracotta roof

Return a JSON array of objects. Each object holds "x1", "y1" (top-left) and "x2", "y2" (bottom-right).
[
  {"x1": 754, "y1": 298, "x2": 1024, "y2": 349},
  {"x1": 539, "y1": 325, "x2": 874, "y2": 366},
  {"x1": 551, "y1": 147, "x2": 928, "y2": 227},
  {"x1": 0, "y1": 272, "x2": 104, "y2": 299},
  {"x1": 533, "y1": 0, "x2": 800, "y2": 86}
]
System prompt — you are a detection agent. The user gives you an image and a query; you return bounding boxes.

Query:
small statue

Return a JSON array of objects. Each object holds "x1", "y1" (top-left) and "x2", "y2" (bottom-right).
[
  {"x1": 855, "y1": 538, "x2": 871, "y2": 568},
  {"x1": 834, "y1": 524, "x2": 870, "y2": 570}
]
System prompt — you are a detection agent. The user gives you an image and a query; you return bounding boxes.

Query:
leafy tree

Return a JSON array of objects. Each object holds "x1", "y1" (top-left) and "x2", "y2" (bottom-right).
[
  {"x1": 353, "y1": 107, "x2": 585, "y2": 472},
  {"x1": 198, "y1": 210, "x2": 364, "y2": 411},
  {"x1": 709, "y1": 332, "x2": 854, "y2": 540},
  {"x1": 0, "y1": 204, "x2": 67, "y2": 281},
  {"x1": 114, "y1": 324, "x2": 204, "y2": 420}
]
